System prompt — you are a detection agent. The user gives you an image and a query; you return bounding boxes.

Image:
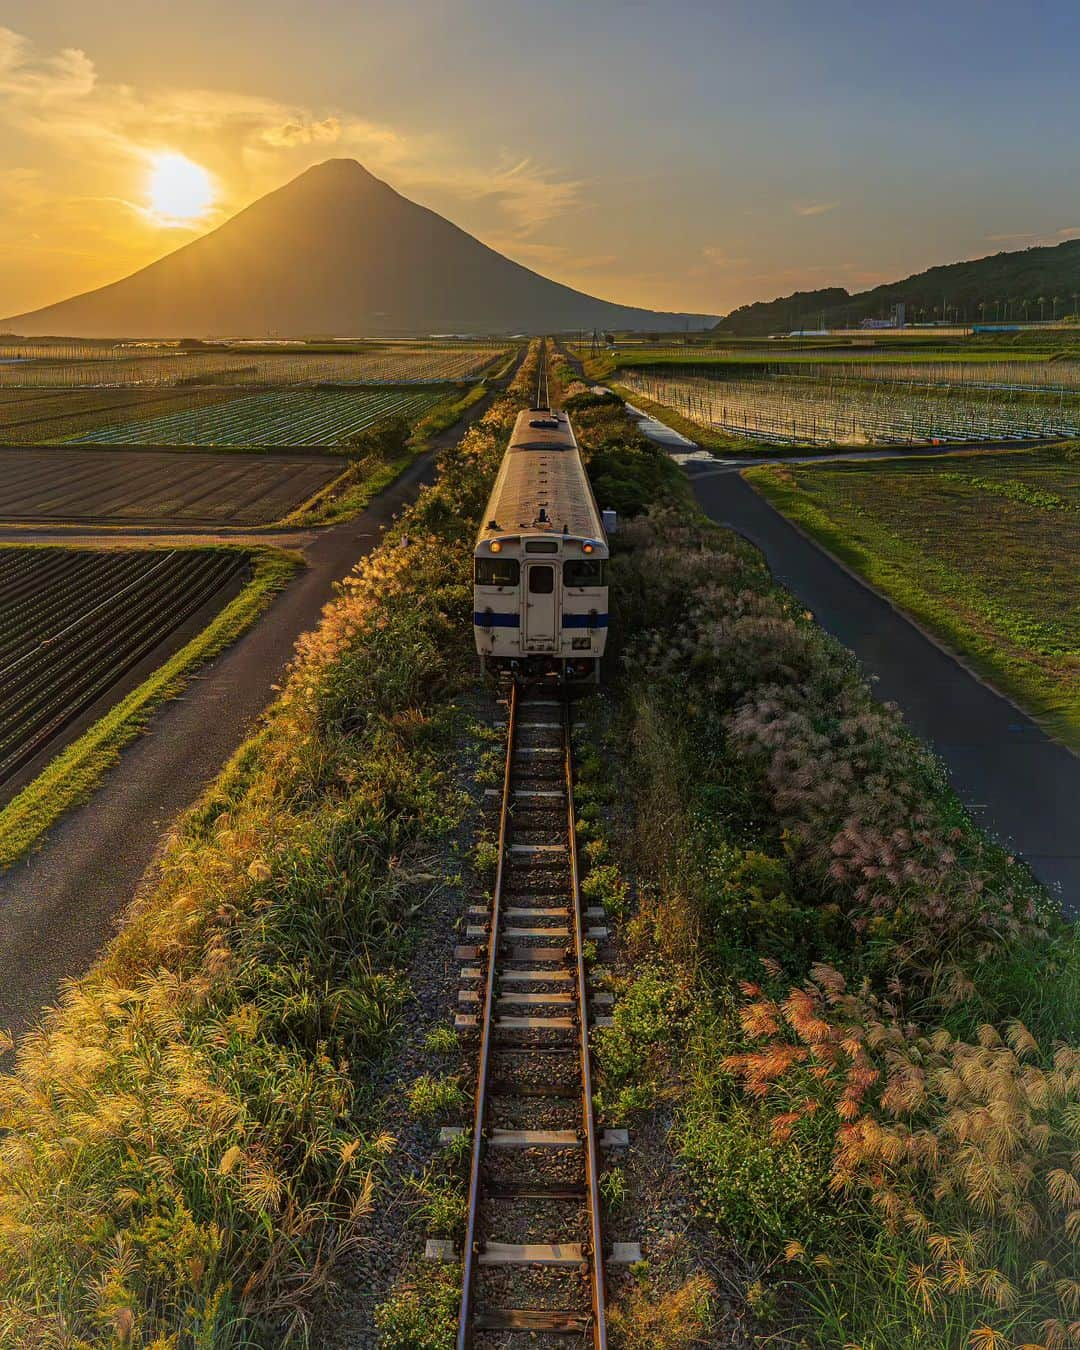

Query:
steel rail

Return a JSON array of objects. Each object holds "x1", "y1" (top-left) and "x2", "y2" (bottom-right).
[
  {"x1": 564, "y1": 694, "x2": 608, "y2": 1346},
  {"x1": 457, "y1": 680, "x2": 519, "y2": 1349}
]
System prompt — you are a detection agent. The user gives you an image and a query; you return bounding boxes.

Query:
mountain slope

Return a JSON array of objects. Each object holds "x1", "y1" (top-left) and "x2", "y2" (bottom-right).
[
  {"x1": 4, "y1": 160, "x2": 713, "y2": 338},
  {"x1": 719, "y1": 239, "x2": 1080, "y2": 334}
]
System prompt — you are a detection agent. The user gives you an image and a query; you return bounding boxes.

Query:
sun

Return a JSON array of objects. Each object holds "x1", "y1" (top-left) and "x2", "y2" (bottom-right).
[{"x1": 147, "y1": 152, "x2": 215, "y2": 223}]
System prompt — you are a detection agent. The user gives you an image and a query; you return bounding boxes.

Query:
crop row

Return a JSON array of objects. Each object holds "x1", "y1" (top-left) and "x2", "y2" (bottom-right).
[
  {"x1": 70, "y1": 387, "x2": 444, "y2": 448},
  {"x1": 0, "y1": 345, "x2": 507, "y2": 389},
  {"x1": 0, "y1": 547, "x2": 247, "y2": 786},
  {"x1": 622, "y1": 368, "x2": 1080, "y2": 445}
]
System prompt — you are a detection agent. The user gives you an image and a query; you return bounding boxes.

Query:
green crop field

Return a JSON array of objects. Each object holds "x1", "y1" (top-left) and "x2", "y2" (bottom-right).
[
  {"x1": 68, "y1": 386, "x2": 445, "y2": 448},
  {"x1": 0, "y1": 387, "x2": 248, "y2": 445},
  {"x1": 746, "y1": 447, "x2": 1080, "y2": 745}
]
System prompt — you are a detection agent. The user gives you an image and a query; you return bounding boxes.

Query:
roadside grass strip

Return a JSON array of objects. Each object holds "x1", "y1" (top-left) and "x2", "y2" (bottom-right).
[
  {"x1": 0, "y1": 342, "x2": 543, "y2": 1346},
  {"x1": 745, "y1": 449, "x2": 1080, "y2": 747}
]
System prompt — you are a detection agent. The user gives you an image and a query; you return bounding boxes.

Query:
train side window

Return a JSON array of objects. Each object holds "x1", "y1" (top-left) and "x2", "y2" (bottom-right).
[
  {"x1": 563, "y1": 559, "x2": 605, "y2": 587},
  {"x1": 528, "y1": 565, "x2": 554, "y2": 594},
  {"x1": 475, "y1": 558, "x2": 520, "y2": 586}
]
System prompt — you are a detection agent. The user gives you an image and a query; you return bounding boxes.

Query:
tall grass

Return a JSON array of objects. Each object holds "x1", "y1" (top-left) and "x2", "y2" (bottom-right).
[
  {"x1": 575, "y1": 395, "x2": 1079, "y2": 1349},
  {"x1": 0, "y1": 342, "x2": 543, "y2": 1347}
]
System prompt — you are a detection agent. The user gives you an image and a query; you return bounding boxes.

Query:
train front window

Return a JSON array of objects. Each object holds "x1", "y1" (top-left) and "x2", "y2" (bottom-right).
[
  {"x1": 528, "y1": 565, "x2": 554, "y2": 594},
  {"x1": 475, "y1": 558, "x2": 520, "y2": 586},
  {"x1": 563, "y1": 559, "x2": 605, "y2": 587}
]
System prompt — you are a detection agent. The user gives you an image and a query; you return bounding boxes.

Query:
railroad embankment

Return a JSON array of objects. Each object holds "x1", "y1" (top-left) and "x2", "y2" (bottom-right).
[{"x1": 0, "y1": 347, "x2": 542, "y2": 1346}]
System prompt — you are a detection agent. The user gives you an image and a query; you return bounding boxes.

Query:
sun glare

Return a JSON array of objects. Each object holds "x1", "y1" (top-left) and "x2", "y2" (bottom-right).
[{"x1": 147, "y1": 153, "x2": 215, "y2": 223}]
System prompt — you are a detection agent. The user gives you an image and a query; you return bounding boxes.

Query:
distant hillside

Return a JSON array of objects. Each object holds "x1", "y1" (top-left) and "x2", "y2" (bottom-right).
[
  {"x1": 719, "y1": 239, "x2": 1080, "y2": 334},
  {"x1": 2, "y1": 160, "x2": 714, "y2": 339}
]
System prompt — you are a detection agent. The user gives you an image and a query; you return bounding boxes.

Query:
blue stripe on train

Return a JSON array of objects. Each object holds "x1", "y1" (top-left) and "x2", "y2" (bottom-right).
[{"x1": 473, "y1": 613, "x2": 609, "y2": 629}]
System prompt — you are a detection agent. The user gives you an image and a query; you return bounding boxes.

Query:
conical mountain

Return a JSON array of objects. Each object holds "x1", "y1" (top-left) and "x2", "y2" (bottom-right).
[{"x1": 4, "y1": 159, "x2": 712, "y2": 338}]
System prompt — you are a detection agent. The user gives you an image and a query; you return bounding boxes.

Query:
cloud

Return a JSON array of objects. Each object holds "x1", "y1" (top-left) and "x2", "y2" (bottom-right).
[
  {"x1": 793, "y1": 201, "x2": 839, "y2": 217},
  {"x1": 702, "y1": 247, "x2": 750, "y2": 268},
  {"x1": 0, "y1": 26, "x2": 584, "y2": 253},
  {"x1": 259, "y1": 116, "x2": 342, "y2": 148},
  {"x1": 986, "y1": 225, "x2": 1080, "y2": 246},
  {"x1": 445, "y1": 156, "x2": 583, "y2": 235}
]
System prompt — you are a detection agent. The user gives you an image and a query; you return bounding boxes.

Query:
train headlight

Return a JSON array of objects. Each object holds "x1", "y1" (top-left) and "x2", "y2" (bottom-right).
[
  {"x1": 489, "y1": 540, "x2": 502, "y2": 553},
  {"x1": 582, "y1": 541, "x2": 595, "y2": 554}
]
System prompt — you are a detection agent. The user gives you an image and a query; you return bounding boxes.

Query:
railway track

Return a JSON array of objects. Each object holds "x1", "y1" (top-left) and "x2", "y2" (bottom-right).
[{"x1": 446, "y1": 684, "x2": 635, "y2": 1345}]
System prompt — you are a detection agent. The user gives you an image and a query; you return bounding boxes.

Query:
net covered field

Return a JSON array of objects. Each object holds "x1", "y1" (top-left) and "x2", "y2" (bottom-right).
[
  {"x1": 621, "y1": 366, "x2": 1080, "y2": 445},
  {"x1": 67, "y1": 387, "x2": 444, "y2": 448},
  {"x1": 0, "y1": 546, "x2": 247, "y2": 786},
  {"x1": 747, "y1": 448, "x2": 1080, "y2": 743},
  {"x1": 0, "y1": 344, "x2": 507, "y2": 389},
  {"x1": 0, "y1": 448, "x2": 341, "y2": 524}
]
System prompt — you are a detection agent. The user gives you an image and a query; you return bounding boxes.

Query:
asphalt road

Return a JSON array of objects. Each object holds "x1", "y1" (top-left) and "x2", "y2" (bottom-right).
[
  {"x1": 680, "y1": 456, "x2": 1079, "y2": 913},
  {"x1": 0, "y1": 375, "x2": 515, "y2": 1039}
]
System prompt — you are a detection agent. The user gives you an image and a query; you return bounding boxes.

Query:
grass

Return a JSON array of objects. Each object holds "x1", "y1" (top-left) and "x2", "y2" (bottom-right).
[
  {"x1": 745, "y1": 447, "x2": 1080, "y2": 747},
  {"x1": 0, "y1": 341, "x2": 544, "y2": 1347},
  {"x1": 570, "y1": 393, "x2": 1078, "y2": 1348},
  {"x1": 0, "y1": 546, "x2": 299, "y2": 871}
]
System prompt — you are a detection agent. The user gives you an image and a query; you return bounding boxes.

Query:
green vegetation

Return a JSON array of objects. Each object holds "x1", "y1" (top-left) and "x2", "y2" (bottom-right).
[
  {"x1": 746, "y1": 448, "x2": 1080, "y2": 747},
  {"x1": 571, "y1": 395, "x2": 1077, "y2": 1348},
  {"x1": 0, "y1": 386, "x2": 247, "y2": 446},
  {"x1": 716, "y1": 237, "x2": 1080, "y2": 333},
  {"x1": 0, "y1": 344, "x2": 541, "y2": 1346},
  {"x1": 0, "y1": 546, "x2": 298, "y2": 871},
  {"x1": 406, "y1": 1073, "x2": 466, "y2": 1120}
]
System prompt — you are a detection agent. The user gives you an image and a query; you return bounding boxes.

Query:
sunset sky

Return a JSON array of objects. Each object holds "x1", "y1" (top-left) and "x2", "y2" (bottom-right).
[{"x1": 3, "y1": 0, "x2": 1079, "y2": 319}]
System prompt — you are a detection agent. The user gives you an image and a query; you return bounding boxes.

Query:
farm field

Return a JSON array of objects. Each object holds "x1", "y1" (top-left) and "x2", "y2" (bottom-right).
[
  {"x1": 0, "y1": 387, "x2": 247, "y2": 445},
  {"x1": 0, "y1": 447, "x2": 342, "y2": 524},
  {"x1": 69, "y1": 386, "x2": 445, "y2": 447},
  {"x1": 621, "y1": 364, "x2": 1080, "y2": 444},
  {"x1": 0, "y1": 545, "x2": 248, "y2": 789},
  {"x1": 0, "y1": 343, "x2": 507, "y2": 389},
  {"x1": 746, "y1": 447, "x2": 1080, "y2": 744}
]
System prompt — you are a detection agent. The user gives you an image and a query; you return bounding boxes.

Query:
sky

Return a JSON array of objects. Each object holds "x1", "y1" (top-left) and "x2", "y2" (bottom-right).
[{"x1": 2, "y1": 0, "x2": 1080, "y2": 319}]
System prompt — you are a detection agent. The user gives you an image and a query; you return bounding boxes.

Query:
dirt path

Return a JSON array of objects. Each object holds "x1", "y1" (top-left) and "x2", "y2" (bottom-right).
[{"x1": 0, "y1": 382, "x2": 510, "y2": 1039}]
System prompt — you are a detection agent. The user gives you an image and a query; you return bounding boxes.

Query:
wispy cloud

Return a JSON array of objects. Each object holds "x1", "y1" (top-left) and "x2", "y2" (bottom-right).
[
  {"x1": 793, "y1": 201, "x2": 839, "y2": 217},
  {"x1": 985, "y1": 225, "x2": 1080, "y2": 246},
  {"x1": 702, "y1": 247, "x2": 750, "y2": 268}
]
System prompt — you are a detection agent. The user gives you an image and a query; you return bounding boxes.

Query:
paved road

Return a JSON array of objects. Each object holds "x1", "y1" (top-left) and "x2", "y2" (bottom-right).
[
  {"x1": 630, "y1": 410, "x2": 1079, "y2": 912},
  {"x1": 0, "y1": 382, "x2": 510, "y2": 1039}
]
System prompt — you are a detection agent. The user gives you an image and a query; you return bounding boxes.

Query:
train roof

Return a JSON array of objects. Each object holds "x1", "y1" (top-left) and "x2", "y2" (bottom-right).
[{"x1": 477, "y1": 409, "x2": 605, "y2": 546}]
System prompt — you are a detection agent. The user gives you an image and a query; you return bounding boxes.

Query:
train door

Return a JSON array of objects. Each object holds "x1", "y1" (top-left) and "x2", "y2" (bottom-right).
[{"x1": 523, "y1": 562, "x2": 558, "y2": 646}]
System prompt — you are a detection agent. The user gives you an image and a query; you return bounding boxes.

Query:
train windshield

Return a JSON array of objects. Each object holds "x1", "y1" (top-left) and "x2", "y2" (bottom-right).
[
  {"x1": 475, "y1": 557, "x2": 520, "y2": 586},
  {"x1": 563, "y1": 559, "x2": 605, "y2": 587}
]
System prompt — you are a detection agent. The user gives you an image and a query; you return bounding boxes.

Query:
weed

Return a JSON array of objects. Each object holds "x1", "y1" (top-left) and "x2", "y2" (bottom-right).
[
  {"x1": 407, "y1": 1074, "x2": 466, "y2": 1120},
  {"x1": 424, "y1": 1025, "x2": 460, "y2": 1057},
  {"x1": 374, "y1": 1265, "x2": 461, "y2": 1349}
]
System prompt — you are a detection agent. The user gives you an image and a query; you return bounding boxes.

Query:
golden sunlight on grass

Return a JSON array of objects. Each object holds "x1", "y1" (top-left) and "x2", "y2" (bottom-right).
[{"x1": 147, "y1": 151, "x2": 215, "y2": 224}]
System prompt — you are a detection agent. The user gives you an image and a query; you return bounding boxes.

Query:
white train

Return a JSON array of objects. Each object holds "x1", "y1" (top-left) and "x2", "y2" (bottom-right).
[{"x1": 473, "y1": 407, "x2": 611, "y2": 683}]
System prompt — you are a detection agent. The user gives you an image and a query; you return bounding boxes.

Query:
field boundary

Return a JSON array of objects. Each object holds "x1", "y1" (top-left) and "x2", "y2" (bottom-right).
[
  {"x1": 742, "y1": 463, "x2": 1080, "y2": 751},
  {"x1": 0, "y1": 546, "x2": 300, "y2": 870}
]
